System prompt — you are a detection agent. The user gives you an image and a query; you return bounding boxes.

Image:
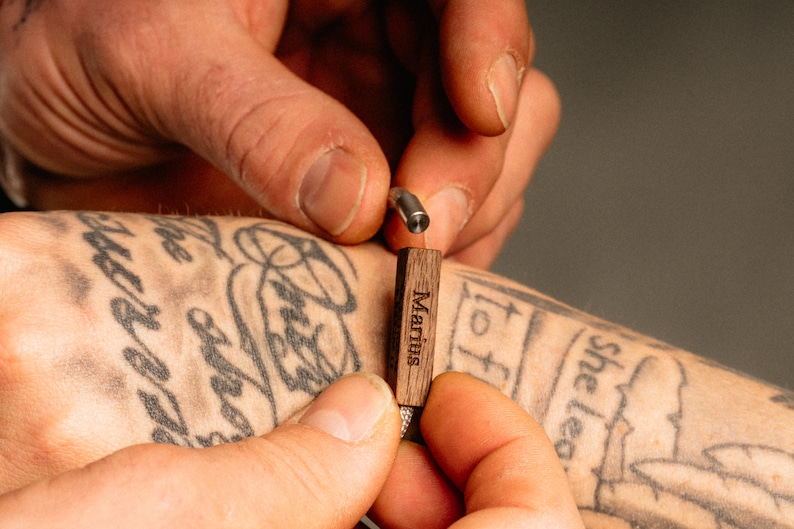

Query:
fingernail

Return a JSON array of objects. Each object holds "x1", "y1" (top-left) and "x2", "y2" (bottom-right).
[
  {"x1": 300, "y1": 373, "x2": 393, "y2": 443},
  {"x1": 423, "y1": 186, "x2": 472, "y2": 252},
  {"x1": 300, "y1": 149, "x2": 367, "y2": 236},
  {"x1": 488, "y1": 52, "x2": 522, "y2": 130}
]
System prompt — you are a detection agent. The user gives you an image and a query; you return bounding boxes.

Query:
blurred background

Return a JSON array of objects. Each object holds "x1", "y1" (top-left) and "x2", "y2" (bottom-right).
[{"x1": 493, "y1": 1, "x2": 794, "y2": 388}]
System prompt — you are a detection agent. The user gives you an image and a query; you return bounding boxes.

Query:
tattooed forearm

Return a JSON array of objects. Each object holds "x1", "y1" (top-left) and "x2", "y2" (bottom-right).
[
  {"x1": 2, "y1": 210, "x2": 794, "y2": 528},
  {"x1": 444, "y1": 265, "x2": 794, "y2": 529}
]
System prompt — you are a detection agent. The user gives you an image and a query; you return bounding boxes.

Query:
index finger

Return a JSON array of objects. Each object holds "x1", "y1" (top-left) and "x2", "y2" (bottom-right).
[
  {"x1": 424, "y1": 372, "x2": 583, "y2": 528},
  {"x1": 431, "y1": 0, "x2": 534, "y2": 135}
]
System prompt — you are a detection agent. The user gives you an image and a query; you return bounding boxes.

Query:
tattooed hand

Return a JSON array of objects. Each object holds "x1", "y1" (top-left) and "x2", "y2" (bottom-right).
[{"x1": 0, "y1": 0, "x2": 559, "y2": 266}]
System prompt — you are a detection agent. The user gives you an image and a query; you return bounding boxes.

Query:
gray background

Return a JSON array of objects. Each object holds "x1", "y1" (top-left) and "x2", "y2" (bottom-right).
[{"x1": 493, "y1": 2, "x2": 794, "y2": 389}]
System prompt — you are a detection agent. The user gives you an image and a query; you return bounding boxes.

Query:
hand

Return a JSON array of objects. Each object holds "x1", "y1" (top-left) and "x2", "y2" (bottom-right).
[
  {"x1": 0, "y1": 0, "x2": 559, "y2": 267},
  {"x1": 0, "y1": 373, "x2": 402, "y2": 527},
  {"x1": 0, "y1": 370, "x2": 582, "y2": 528},
  {"x1": 370, "y1": 372, "x2": 584, "y2": 529}
]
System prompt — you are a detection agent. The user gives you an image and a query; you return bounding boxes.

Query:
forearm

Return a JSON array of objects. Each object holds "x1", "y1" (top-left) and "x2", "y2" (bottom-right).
[
  {"x1": 441, "y1": 268, "x2": 794, "y2": 527},
  {"x1": 1, "y1": 210, "x2": 792, "y2": 528}
]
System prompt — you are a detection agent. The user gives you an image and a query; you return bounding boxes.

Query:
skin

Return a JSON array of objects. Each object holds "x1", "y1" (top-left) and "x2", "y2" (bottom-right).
[
  {"x1": 0, "y1": 372, "x2": 583, "y2": 528},
  {"x1": 0, "y1": 210, "x2": 792, "y2": 528},
  {"x1": 0, "y1": 0, "x2": 560, "y2": 267}
]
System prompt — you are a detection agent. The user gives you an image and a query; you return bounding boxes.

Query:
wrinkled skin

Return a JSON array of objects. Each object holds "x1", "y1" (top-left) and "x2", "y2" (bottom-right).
[{"x1": 0, "y1": 0, "x2": 559, "y2": 267}]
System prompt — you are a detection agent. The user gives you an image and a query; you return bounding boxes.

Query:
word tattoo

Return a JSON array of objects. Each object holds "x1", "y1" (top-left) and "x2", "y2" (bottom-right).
[
  {"x1": 446, "y1": 279, "x2": 534, "y2": 401},
  {"x1": 78, "y1": 212, "x2": 184, "y2": 444},
  {"x1": 551, "y1": 333, "x2": 631, "y2": 470},
  {"x1": 547, "y1": 331, "x2": 794, "y2": 528},
  {"x1": 78, "y1": 213, "x2": 361, "y2": 446},
  {"x1": 231, "y1": 222, "x2": 360, "y2": 395},
  {"x1": 148, "y1": 215, "x2": 232, "y2": 264},
  {"x1": 450, "y1": 269, "x2": 794, "y2": 529}
]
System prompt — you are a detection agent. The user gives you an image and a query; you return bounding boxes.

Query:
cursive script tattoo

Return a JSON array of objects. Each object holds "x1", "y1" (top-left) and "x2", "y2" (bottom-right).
[
  {"x1": 232, "y1": 222, "x2": 360, "y2": 395},
  {"x1": 77, "y1": 212, "x2": 361, "y2": 447}
]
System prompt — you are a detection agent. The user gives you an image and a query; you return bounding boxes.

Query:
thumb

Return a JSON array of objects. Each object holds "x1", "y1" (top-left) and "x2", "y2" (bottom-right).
[
  {"x1": 132, "y1": 16, "x2": 391, "y2": 242},
  {"x1": 0, "y1": 373, "x2": 401, "y2": 528}
]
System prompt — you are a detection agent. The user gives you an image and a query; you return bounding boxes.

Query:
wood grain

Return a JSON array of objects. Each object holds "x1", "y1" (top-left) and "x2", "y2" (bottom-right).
[{"x1": 388, "y1": 247, "x2": 442, "y2": 407}]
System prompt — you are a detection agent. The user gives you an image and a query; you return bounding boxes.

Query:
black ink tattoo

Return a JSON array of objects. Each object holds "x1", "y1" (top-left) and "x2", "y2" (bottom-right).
[
  {"x1": 549, "y1": 333, "x2": 629, "y2": 470},
  {"x1": 188, "y1": 306, "x2": 270, "y2": 443},
  {"x1": 772, "y1": 392, "x2": 794, "y2": 412},
  {"x1": 10, "y1": 0, "x2": 44, "y2": 31},
  {"x1": 459, "y1": 272, "x2": 673, "y2": 349},
  {"x1": 79, "y1": 212, "x2": 211, "y2": 446},
  {"x1": 453, "y1": 264, "x2": 794, "y2": 528},
  {"x1": 79, "y1": 212, "x2": 146, "y2": 306},
  {"x1": 78, "y1": 213, "x2": 361, "y2": 446},
  {"x1": 593, "y1": 356, "x2": 687, "y2": 508},
  {"x1": 232, "y1": 223, "x2": 360, "y2": 395},
  {"x1": 629, "y1": 443, "x2": 794, "y2": 528},
  {"x1": 147, "y1": 215, "x2": 232, "y2": 264},
  {"x1": 446, "y1": 280, "x2": 534, "y2": 399}
]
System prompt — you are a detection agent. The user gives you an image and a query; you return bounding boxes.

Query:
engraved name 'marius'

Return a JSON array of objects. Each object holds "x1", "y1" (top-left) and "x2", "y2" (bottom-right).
[{"x1": 407, "y1": 291, "x2": 430, "y2": 366}]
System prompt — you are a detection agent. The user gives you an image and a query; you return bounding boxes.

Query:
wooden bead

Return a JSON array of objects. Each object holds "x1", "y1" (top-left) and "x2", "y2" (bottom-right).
[{"x1": 388, "y1": 247, "x2": 442, "y2": 407}]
